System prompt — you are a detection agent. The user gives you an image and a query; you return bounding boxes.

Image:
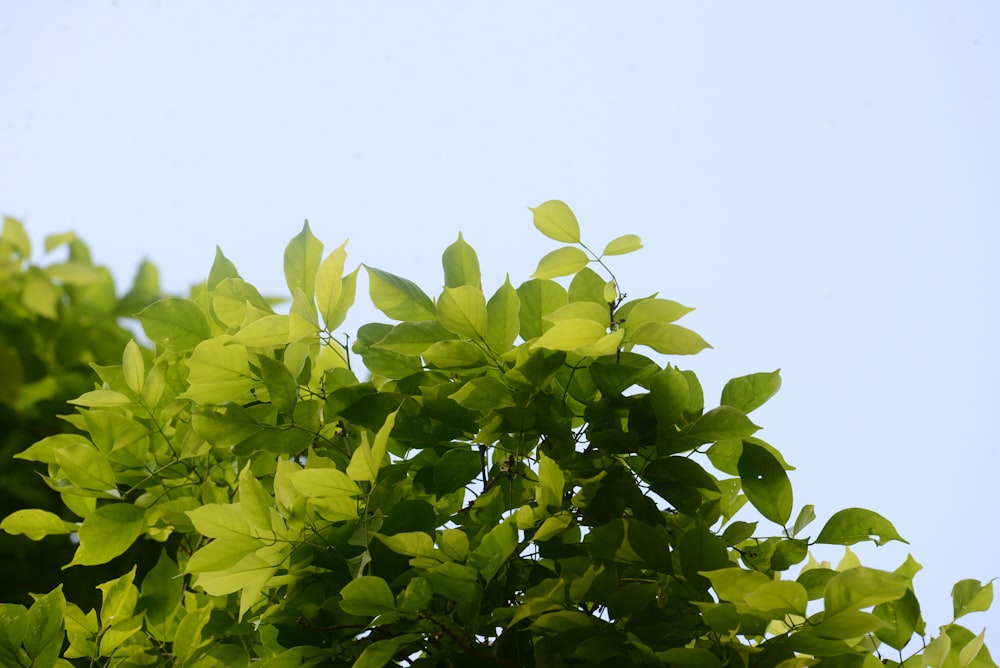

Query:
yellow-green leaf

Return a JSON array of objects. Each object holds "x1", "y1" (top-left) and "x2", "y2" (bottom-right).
[
  {"x1": 601, "y1": 234, "x2": 643, "y2": 256},
  {"x1": 316, "y1": 240, "x2": 349, "y2": 329},
  {"x1": 347, "y1": 410, "x2": 398, "y2": 483},
  {"x1": 229, "y1": 314, "x2": 290, "y2": 348},
  {"x1": 442, "y1": 232, "x2": 481, "y2": 289},
  {"x1": 283, "y1": 221, "x2": 323, "y2": 301},
  {"x1": 532, "y1": 247, "x2": 590, "y2": 280},
  {"x1": 627, "y1": 321, "x2": 711, "y2": 355},
  {"x1": 0, "y1": 509, "x2": 77, "y2": 541},
  {"x1": 532, "y1": 319, "x2": 607, "y2": 352},
  {"x1": 122, "y1": 339, "x2": 144, "y2": 394},
  {"x1": 437, "y1": 285, "x2": 487, "y2": 340},
  {"x1": 530, "y1": 200, "x2": 581, "y2": 243},
  {"x1": 365, "y1": 266, "x2": 437, "y2": 321}
]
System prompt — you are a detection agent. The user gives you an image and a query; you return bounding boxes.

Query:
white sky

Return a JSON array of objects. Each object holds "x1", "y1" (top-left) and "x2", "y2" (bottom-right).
[{"x1": 3, "y1": 2, "x2": 998, "y2": 638}]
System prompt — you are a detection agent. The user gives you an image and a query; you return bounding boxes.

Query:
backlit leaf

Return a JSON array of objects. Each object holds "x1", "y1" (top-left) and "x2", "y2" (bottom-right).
[
  {"x1": 284, "y1": 221, "x2": 323, "y2": 301},
  {"x1": 442, "y1": 232, "x2": 481, "y2": 289},
  {"x1": 486, "y1": 275, "x2": 520, "y2": 352},
  {"x1": 721, "y1": 370, "x2": 782, "y2": 414},
  {"x1": 437, "y1": 285, "x2": 488, "y2": 339},
  {"x1": 365, "y1": 266, "x2": 437, "y2": 321},
  {"x1": 122, "y1": 339, "x2": 145, "y2": 394},
  {"x1": 517, "y1": 278, "x2": 568, "y2": 340},
  {"x1": 532, "y1": 246, "x2": 590, "y2": 279},
  {"x1": 69, "y1": 504, "x2": 145, "y2": 566},
  {"x1": 532, "y1": 319, "x2": 608, "y2": 352},
  {"x1": 316, "y1": 240, "x2": 348, "y2": 329},
  {"x1": 0, "y1": 509, "x2": 77, "y2": 541},
  {"x1": 340, "y1": 576, "x2": 396, "y2": 616},
  {"x1": 824, "y1": 567, "x2": 909, "y2": 616},
  {"x1": 953, "y1": 579, "x2": 994, "y2": 619},
  {"x1": 602, "y1": 233, "x2": 643, "y2": 256},
  {"x1": 814, "y1": 508, "x2": 908, "y2": 547},
  {"x1": 530, "y1": 200, "x2": 581, "y2": 243},
  {"x1": 138, "y1": 298, "x2": 210, "y2": 352},
  {"x1": 627, "y1": 321, "x2": 711, "y2": 355}
]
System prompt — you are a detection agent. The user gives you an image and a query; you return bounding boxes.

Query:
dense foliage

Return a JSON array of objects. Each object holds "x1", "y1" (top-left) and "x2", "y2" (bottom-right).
[
  {"x1": 0, "y1": 203, "x2": 994, "y2": 667},
  {"x1": 0, "y1": 217, "x2": 160, "y2": 610}
]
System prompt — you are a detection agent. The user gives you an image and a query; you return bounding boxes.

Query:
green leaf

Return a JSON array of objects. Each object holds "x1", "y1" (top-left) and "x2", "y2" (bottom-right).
[
  {"x1": 229, "y1": 314, "x2": 291, "y2": 348},
  {"x1": 96, "y1": 565, "x2": 138, "y2": 629},
  {"x1": 824, "y1": 567, "x2": 909, "y2": 616},
  {"x1": 873, "y1": 587, "x2": 921, "y2": 650},
  {"x1": 3, "y1": 216, "x2": 31, "y2": 256},
  {"x1": 959, "y1": 629, "x2": 988, "y2": 668},
  {"x1": 138, "y1": 298, "x2": 211, "y2": 351},
  {"x1": 701, "y1": 568, "x2": 771, "y2": 604},
  {"x1": 470, "y1": 520, "x2": 518, "y2": 582},
  {"x1": 433, "y1": 448, "x2": 482, "y2": 494},
  {"x1": 650, "y1": 366, "x2": 690, "y2": 427},
  {"x1": 0, "y1": 603, "x2": 28, "y2": 657},
  {"x1": 450, "y1": 377, "x2": 513, "y2": 410},
  {"x1": 181, "y1": 336, "x2": 257, "y2": 404},
  {"x1": 532, "y1": 319, "x2": 608, "y2": 352},
  {"x1": 744, "y1": 580, "x2": 808, "y2": 616},
  {"x1": 122, "y1": 338, "x2": 145, "y2": 394},
  {"x1": 627, "y1": 321, "x2": 711, "y2": 355},
  {"x1": 54, "y1": 441, "x2": 117, "y2": 492},
  {"x1": 442, "y1": 232, "x2": 481, "y2": 289},
  {"x1": 187, "y1": 503, "x2": 252, "y2": 539},
  {"x1": 258, "y1": 355, "x2": 298, "y2": 415},
  {"x1": 602, "y1": 233, "x2": 643, "y2": 256},
  {"x1": 532, "y1": 246, "x2": 590, "y2": 279},
  {"x1": 814, "y1": 508, "x2": 908, "y2": 547},
  {"x1": 486, "y1": 275, "x2": 521, "y2": 352},
  {"x1": 737, "y1": 441, "x2": 792, "y2": 526},
  {"x1": 374, "y1": 320, "x2": 455, "y2": 356},
  {"x1": 517, "y1": 278, "x2": 568, "y2": 340},
  {"x1": 0, "y1": 509, "x2": 77, "y2": 540},
  {"x1": 284, "y1": 220, "x2": 324, "y2": 301},
  {"x1": 437, "y1": 285, "x2": 488, "y2": 339},
  {"x1": 953, "y1": 579, "x2": 994, "y2": 619},
  {"x1": 347, "y1": 410, "x2": 398, "y2": 483},
  {"x1": 530, "y1": 200, "x2": 581, "y2": 243},
  {"x1": 340, "y1": 576, "x2": 396, "y2": 616},
  {"x1": 422, "y1": 340, "x2": 486, "y2": 369},
  {"x1": 375, "y1": 531, "x2": 438, "y2": 559},
  {"x1": 688, "y1": 406, "x2": 760, "y2": 442},
  {"x1": 207, "y1": 245, "x2": 240, "y2": 290},
  {"x1": 354, "y1": 635, "x2": 423, "y2": 668},
  {"x1": 69, "y1": 504, "x2": 146, "y2": 566},
  {"x1": 140, "y1": 551, "x2": 183, "y2": 634},
  {"x1": 315, "y1": 239, "x2": 348, "y2": 329},
  {"x1": 623, "y1": 298, "x2": 695, "y2": 327},
  {"x1": 792, "y1": 504, "x2": 816, "y2": 537},
  {"x1": 67, "y1": 389, "x2": 133, "y2": 408},
  {"x1": 23, "y1": 586, "x2": 65, "y2": 662},
  {"x1": 720, "y1": 370, "x2": 782, "y2": 413},
  {"x1": 568, "y1": 266, "x2": 611, "y2": 305},
  {"x1": 544, "y1": 300, "x2": 608, "y2": 325},
  {"x1": 365, "y1": 265, "x2": 437, "y2": 321}
]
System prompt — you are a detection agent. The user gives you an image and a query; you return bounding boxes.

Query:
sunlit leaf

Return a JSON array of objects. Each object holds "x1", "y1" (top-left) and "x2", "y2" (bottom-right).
[
  {"x1": 532, "y1": 246, "x2": 590, "y2": 279},
  {"x1": 437, "y1": 285, "x2": 488, "y2": 339},
  {"x1": 530, "y1": 200, "x2": 581, "y2": 243},
  {"x1": 601, "y1": 234, "x2": 643, "y2": 256},
  {"x1": 953, "y1": 579, "x2": 994, "y2": 619},
  {"x1": 284, "y1": 221, "x2": 324, "y2": 301},
  {"x1": 531, "y1": 319, "x2": 608, "y2": 352},
  {"x1": 365, "y1": 265, "x2": 437, "y2": 321},
  {"x1": 340, "y1": 576, "x2": 396, "y2": 616},
  {"x1": 0, "y1": 509, "x2": 77, "y2": 541},
  {"x1": 442, "y1": 232, "x2": 481, "y2": 289},
  {"x1": 627, "y1": 321, "x2": 711, "y2": 355},
  {"x1": 315, "y1": 240, "x2": 348, "y2": 329},
  {"x1": 721, "y1": 370, "x2": 782, "y2": 414},
  {"x1": 69, "y1": 504, "x2": 145, "y2": 566},
  {"x1": 814, "y1": 508, "x2": 908, "y2": 547},
  {"x1": 824, "y1": 567, "x2": 909, "y2": 616},
  {"x1": 486, "y1": 275, "x2": 520, "y2": 352},
  {"x1": 138, "y1": 298, "x2": 210, "y2": 352}
]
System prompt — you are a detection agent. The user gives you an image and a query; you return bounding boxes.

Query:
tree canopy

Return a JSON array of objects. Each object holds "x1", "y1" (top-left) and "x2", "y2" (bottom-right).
[{"x1": 0, "y1": 204, "x2": 994, "y2": 667}]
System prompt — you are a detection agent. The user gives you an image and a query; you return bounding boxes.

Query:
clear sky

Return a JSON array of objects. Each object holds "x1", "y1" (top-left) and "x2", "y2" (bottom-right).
[{"x1": 3, "y1": 2, "x2": 998, "y2": 638}]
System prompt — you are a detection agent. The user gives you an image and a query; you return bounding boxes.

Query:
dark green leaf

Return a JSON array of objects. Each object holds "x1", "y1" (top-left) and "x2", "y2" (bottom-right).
[{"x1": 737, "y1": 441, "x2": 792, "y2": 526}]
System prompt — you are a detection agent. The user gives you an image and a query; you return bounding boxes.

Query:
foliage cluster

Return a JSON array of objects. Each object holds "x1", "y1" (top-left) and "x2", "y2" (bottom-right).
[
  {"x1": 0, "y1": 217, "x2": 160, "y2": 608},
  {"x1": 0, "y1": 203, "x2": 994, "y2": 667}
]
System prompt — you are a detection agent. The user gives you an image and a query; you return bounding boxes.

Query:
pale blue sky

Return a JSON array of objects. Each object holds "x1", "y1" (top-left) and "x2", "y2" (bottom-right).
[{"x1": 3, "y1": 2, "x2": 998, "y2": 637}]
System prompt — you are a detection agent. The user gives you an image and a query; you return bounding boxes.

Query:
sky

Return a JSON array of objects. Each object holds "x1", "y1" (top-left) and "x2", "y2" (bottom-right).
[{"x1": 3, "y1": 2, "x2": 999, "y2": 640}]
